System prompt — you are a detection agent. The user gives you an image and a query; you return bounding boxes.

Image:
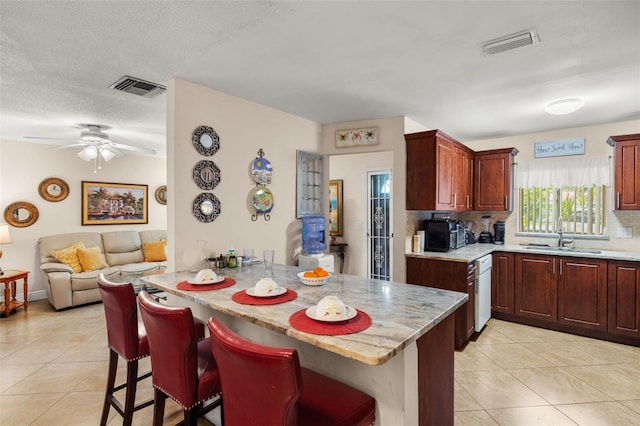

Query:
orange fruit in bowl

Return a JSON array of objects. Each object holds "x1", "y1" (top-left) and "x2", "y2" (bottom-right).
[
  {"x1": 303, "y1": 271, "x2": 318, "y2": 278},
  {"x1": 316, "y1": 269, "x2": 329, "y2": 277}
]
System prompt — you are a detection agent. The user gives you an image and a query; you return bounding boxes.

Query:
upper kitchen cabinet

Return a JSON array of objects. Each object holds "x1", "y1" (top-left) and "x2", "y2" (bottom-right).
[
  {"x1": 607, "y1": 133, "x2": 640, "y2": 210},
  {"x1": 474, "y1": 148, "x2": 519, "y2": 211},
  {"x1": 405, "y1": 130, "x2": 474, "y2": 211}
]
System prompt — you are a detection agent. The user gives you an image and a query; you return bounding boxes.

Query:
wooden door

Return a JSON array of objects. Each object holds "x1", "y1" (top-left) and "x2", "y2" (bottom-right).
[
  {"x1": 474, "y1": 148, "x2": 518, "y2": 211},
  {"x1": 492, "y1": 252, "x2": 514, "y2": 314},
  {"x1": 514, "y1": 254, "x2": 557, "y2": 322},
  {"x1": 611, "y1": 136, "x2": 640, "y2": 210},
  {"x1": 608, "y1": 261, "x2": 640, "y2": 338},
  {"x1": 436, "y1": 139, "x2": 455, "y2": 210},
  {"x1": 558, "y1": 258, "x2": 607, "y2": 330}
]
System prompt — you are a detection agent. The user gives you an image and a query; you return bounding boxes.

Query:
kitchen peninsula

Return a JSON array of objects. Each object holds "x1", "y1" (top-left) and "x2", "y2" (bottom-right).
[{"x1": 142, "y1": 264, "x2": 468, "y2": 426}]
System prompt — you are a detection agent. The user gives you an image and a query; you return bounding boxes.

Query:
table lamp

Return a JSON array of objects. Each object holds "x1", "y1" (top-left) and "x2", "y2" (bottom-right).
[{"x1": 0, "y1": 223, "x2": 12, "y2": 276}]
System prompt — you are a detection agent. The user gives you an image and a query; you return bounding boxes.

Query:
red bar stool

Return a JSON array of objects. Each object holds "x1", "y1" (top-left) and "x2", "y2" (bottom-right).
[
  {"x1": 207, "y1": 317, "x2": 376, "y2": 426},
  {"x1": 137, "y1": 291, "x2": 222, "y2": 426},
  {"x1": 97, "y1": 274, "x2": 154, "y2": 426}
]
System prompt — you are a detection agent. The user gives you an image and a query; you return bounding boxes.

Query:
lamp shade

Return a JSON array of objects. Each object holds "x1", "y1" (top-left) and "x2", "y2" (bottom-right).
[
  {"x1": 78, "y1": 146, "x2": 98, "y2": 161},
  {"x1": 100, "y1": 147, "x2": 116, "y2": 162},
  {"x1": 0, "y1": 223, "x2": 12, "y2": 244}
]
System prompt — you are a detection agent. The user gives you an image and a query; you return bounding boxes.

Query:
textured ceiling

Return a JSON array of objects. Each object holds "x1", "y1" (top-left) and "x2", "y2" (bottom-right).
[{"x1": 1, "y1": 1, "x2": 639, "y2": 157}]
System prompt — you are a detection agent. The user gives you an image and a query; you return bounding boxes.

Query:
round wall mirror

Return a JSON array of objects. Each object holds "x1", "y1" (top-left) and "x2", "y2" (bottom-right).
[
  {"x1": 38, "y1": 177, "x2": 69, "y2": 202},
  {"x1": 155, "y1": 185, "x2": 167, "y2": 205},
  {"x1": 192, "y1": 125, "x2": 220, "y2": 156},
  {"x1": 193, "y1": 160, "x2": 221, "y2": 190},
  {"x1": 4, "y1": 201, "x2": 40, "y2": 227},
  {"x1": 193, "y1": 193, "x2": 221, "y2": 222}
]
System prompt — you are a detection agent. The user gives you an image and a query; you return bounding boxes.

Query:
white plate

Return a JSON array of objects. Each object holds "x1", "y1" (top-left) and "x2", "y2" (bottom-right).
[
  {"x1": 245, "y1": 287, "x2": 287, "y2": 298},
  {"x1": 305, "y1": 305, "x2": 357, "y2": 322},
  {"x1": 187, "y1": 276, "x2": 225, "y2": 285}
]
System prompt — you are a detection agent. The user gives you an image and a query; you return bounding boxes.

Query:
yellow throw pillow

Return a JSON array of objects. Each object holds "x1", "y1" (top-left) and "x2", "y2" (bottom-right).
[
  {"x1": 51, "y1": 242, "x2": 85, "y2": 273},
  {"x1": 77, "y1": 246, "x2": 109, "y2": 272},
  {"x1": 143, "y1": 240, "x2": 167, "y2": 262}
]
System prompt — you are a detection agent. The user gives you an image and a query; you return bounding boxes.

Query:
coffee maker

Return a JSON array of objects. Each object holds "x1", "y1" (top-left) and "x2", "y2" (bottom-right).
[
  {"x1": 493, "y1": 221, "x2": 505, "y2": 245},
  {"x1": 478, "y1": 215, "x2": 492, "y2": 243}
]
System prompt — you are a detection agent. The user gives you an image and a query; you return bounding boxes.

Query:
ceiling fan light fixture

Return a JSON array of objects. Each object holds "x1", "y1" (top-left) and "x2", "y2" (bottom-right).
[
  {"x1": 78, "y1": 146, "x2": 98, "y2": 161},
  {"x1": 80, "y1": 130, "x2": 110, "y2": 143},
  {"x1": 100, "y1": 148, "x2": 116, "y2": 162},
  {"x1": 544, "y1": 98, "x2": 585, "y2": 115}
]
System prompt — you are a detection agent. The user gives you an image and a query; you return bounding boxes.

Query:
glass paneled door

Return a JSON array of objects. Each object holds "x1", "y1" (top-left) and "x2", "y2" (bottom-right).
[{"x1": 367, "y1": 169, "x2": 392, "y2": 280}]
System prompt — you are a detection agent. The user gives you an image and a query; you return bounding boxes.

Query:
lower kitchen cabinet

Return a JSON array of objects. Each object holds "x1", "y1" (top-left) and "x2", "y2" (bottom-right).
[
  {"x1": 492, "y1": 252, "x2": 514, "y2": 314},
  {"x1": 608, "y1": 261, "x2": 640, "y2": 338},
  {"x1": 406, "y1": 257, "x2": 475, "y2": 349},
  {"x1": 514, "y1": 254, "x2": 557, "y2": 322},
  {"x1": 558, "y1": 258, "x2": 607, "y2": 331}
]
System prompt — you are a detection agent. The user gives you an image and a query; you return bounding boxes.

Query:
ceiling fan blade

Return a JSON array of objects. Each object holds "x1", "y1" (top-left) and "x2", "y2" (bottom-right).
[
  {"x1": 24, "y1": 136, "x2": 70, "y2": 140},
  {"x1": 108, "y1": 142, "x2": 156, "y2": 155},
  {"x1": 54, "y1": 142, "x2": 88, "y2": 150}
]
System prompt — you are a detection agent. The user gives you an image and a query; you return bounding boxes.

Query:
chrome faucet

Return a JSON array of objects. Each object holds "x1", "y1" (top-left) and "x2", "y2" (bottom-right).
[{"x1": 557, "y1": 218, "x2": 574, "y2": 247}]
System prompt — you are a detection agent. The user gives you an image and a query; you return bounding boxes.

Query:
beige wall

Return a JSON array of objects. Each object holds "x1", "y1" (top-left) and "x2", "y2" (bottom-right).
[
  {"x1": 458, "y1": 119, "x2": 640, "y2": 252},
  {"x1": 0, "y1": 139, "x2": 167, "y2": 299},
  {"x1": 166, "y1": 79, "x2": 323, "y2": 269}
]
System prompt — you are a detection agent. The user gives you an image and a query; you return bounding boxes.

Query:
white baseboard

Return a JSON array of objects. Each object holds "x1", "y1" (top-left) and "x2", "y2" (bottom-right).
[{"x1": 0, "y1": 290, "x2": 48, "y2": 303}]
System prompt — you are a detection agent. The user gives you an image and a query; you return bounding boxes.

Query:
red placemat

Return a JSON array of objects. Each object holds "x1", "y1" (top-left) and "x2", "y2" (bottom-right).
[
  {"x1": 289, "y1": 308, "x2": 372, "y2": 335},
  {"x1": 232, "y1": 288, "x2": 297, "y2": 305},
  {"x1": 176, "y1": 278, "x2": 236, "y2": 291}
]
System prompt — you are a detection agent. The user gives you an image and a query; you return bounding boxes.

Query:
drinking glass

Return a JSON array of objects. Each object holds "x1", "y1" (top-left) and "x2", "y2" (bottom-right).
[
  {"x1": 263, "y1": 249, "x2": 274, "y2": 274},
  {"x1": 243, "y1": 248, "x2": 254, "y2": 261}
]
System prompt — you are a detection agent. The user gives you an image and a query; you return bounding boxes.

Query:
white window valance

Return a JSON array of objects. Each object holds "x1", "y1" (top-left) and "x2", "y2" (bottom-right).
[{"x1": 516, "y1": 156, "x2": 610, "y2": 188}]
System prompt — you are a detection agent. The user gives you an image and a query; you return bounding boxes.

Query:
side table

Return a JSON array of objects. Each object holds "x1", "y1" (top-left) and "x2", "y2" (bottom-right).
[
  {"x1": 329, "y1": 243, "x2": 348, "y2": 274},
  {"x1": 0, "y1": 270, "x2": 29, "y2": 317}
]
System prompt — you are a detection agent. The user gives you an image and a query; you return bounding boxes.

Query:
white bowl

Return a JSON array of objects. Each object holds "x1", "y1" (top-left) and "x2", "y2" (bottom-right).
[
  {"x1": 193, "y1": 269, "x2": 217, "y2": 284},
  {"x1": 254, "y1": 278, "x2": 280, "y2": 296},
  {"x1": 315, "y1": 296, "x2": 347, "y2": 321},
  {"x1": 297, "y1": 271, "x2": 331, "y2": 286}
]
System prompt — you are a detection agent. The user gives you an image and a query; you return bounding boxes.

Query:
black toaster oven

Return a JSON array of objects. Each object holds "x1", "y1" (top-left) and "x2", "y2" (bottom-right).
[{"x1": 423, "y1": 219, "x2": 465, "y2": 252}]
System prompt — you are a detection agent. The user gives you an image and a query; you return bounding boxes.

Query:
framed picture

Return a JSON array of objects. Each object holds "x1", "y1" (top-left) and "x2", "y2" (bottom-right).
[
  {"x1": 329, "y1": 179, "x2": 343, "y2": 236},
  {"x1": 81, "y1": 181, "x2": 148, "y2": 225},
  {"x1": 335, "y1": 127, "x2": 379, "y2": 148}
]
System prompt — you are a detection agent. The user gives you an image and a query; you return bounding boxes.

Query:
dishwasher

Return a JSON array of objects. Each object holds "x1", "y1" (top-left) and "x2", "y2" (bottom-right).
[{"x1": 475, "y1": 254, "x2": 492, "y2": 332}]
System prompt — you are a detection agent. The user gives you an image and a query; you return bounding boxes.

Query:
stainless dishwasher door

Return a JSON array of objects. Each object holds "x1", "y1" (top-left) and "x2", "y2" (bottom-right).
[{"x1": 475, "y1": 254, "x2": 492, "y2": 332}]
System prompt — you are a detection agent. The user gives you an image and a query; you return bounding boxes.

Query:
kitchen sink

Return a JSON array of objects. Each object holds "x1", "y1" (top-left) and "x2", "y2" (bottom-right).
[{"x1": 523, "y1": 245, "x2": 601, "y2": 254}]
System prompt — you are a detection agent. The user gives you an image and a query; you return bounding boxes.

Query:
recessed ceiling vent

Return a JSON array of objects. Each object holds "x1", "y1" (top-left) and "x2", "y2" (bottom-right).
[
  {"x1": 109, "y1": 75, "x2": 166, "y2": 98},
  {"x1": 481, "y1": 28, "x2": 540, "y2": 56}
]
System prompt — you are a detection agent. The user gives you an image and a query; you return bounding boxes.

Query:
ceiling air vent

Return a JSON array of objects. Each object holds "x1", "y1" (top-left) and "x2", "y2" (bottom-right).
[
  {"x1": 109, "y1": 75, "x2": 166, "y2": 98},
  {"x1": 481, "y1": 28, "x2": 540, "y2": 56}
]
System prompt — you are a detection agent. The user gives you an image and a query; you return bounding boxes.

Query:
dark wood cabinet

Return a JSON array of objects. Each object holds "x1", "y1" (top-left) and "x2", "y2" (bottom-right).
[
  {"x1": 608, "y1": 261, "x2": 640, "y2": 338},
  {"x1": 558, "y1": 258, "x2": 607, "y2": 331},
  {"x1": 514, "y1": 253, "x2": 557, "y2": 322},
  {"x1": 492, "y1": 252, "x2": 514, "y2": 314},
  {"x1": 406, "y1": 257, "x2": 475, "y2": 349},
  {"x1": 474, "y1": 148, "x2": 519, "y2": 211},
  {"x1": 608, "y1": 133, "x2": 640, "y2": 210},
  {"x1": 405, "y1": 130, "x2": 474, "y2": 212}
]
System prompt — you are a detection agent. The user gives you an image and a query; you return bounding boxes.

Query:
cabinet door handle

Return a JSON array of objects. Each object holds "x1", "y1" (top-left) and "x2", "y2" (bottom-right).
[
  {"x1": 453, "y1": 193, "x2": 457, "y2": 207},
  {"x1": 504, "y1": 196, "x2": 508, "y2": 210},
  {"x1": 467, "y1": 194, "x2": 470, "y2": 208},
  {"x1": 552, "y1": 259, "x2": 555, "y2": 275},
  {"x1": 559, "y1": 259, "x2": 563, "y2": 276},
  {"x1": 617, "y1": 192, "x2": 621, "y2": 209}
]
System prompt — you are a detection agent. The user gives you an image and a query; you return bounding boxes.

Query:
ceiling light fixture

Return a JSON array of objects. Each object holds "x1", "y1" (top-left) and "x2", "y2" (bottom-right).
[{"x1": 544, "y1": 98, "x2": 585, "y2": 115}]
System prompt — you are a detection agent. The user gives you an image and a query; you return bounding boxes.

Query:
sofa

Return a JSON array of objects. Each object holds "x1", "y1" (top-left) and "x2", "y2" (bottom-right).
[{"x1": 38, "y1": 230, "x2": 167, "y2": 310}]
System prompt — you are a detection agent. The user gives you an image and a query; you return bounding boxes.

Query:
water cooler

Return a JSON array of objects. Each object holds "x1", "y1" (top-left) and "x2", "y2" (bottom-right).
[{"x1": 298, "y1": 216, "x2": 335, "y2": 273}]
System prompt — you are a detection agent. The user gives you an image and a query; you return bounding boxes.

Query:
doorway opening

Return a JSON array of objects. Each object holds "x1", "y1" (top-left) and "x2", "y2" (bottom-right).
[{"x1": 367, "y1": 169, "x2": 393, "y2": 280}]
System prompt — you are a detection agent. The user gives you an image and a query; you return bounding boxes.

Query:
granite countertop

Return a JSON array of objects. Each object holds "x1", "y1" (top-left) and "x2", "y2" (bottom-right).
[
  {"x1": 406, "y1": 243, "x2": 640, "y2": 263},
  {"x1": 142, "y1": 264, "x2": 468, "y2": 366}
]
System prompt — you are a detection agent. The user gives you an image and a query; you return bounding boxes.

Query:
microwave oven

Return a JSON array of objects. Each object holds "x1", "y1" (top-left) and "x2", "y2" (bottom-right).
[{"x1": 423, "y1": 219, "x2": 466, "y2": 252}]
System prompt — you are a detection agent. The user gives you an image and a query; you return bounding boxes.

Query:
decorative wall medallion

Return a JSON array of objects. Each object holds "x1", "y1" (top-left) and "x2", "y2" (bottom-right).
[
  {"x1": 155, "y1": 185, "x2": 167, "y2": 205},
  {"x1": 38, "y1": 177, "x2": 69, "y2": 202},
  {"x1": 251, "y1": 186, "x2": 274, "y2": 214},
  {"x1": 251, "y1": 157, "x2": 272, "y2": 185},
  {"x1": 192, "y1": 125, "x2": 220, "y2": 156},
  {"x1": 193, "y1": 160, "x2": 221, "y2": 190},
  {"x1": 193, "y1": 193, "x2": 221, "y2": 223},
  {"x1": 4, "y1": 201, "x2": 39, "y2": 227}
]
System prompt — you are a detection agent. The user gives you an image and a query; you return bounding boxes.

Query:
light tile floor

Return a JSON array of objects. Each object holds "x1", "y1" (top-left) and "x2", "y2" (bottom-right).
[{"x1": 1, "y1": 300, "x2": 639, "y2": 425}]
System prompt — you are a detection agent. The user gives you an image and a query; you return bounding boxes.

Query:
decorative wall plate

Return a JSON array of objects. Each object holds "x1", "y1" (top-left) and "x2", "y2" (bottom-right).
[
  {"x1": 251, "y1": 157, "x2": 273, "y2": 185},
  {"x1": 192, "y1": 125, "x2": 220, "y2": 156},
  {"x1": 38, "y1": 177, "x2": 69, "y2": 202},
  {"x1": 155, "y1": 185, "x2": 167, "y2": 205},
  {"x1": 193, "y1": 160, "x2": 221, "y2": 190},
  {"x1": 251, "y1": 186, "x2": 274, "y2": 214},
  {"x1": 193, "y1": 193, "x2": 221, "y2": 223},
  {"x1": 4, "y1": 201, "x2": 39, "y2": 227}
]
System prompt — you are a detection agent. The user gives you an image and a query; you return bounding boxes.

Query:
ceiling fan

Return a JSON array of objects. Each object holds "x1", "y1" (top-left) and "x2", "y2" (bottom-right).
[{"x1": 26, "y1": 124, "x2": 157, "y2": 173}]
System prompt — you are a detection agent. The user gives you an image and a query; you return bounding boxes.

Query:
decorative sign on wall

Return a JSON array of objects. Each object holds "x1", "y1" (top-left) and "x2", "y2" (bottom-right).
[
  {"x1": 534, "y1": 137, "x2": 585, "y2": 158},
  {"x1": 335, "y1": 127, "x2": 379, "y2": 148}
]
